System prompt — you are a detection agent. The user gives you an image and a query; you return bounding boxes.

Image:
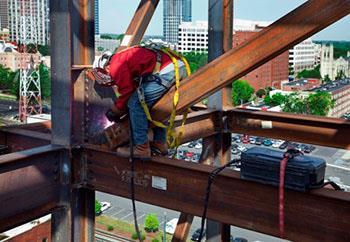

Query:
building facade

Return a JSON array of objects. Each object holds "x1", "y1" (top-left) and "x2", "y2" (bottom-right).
[
  {"x1": 0, "y1": 0, "x2": 8, "y2": 30},
  {"x1": 182, "y1": 0, "x2": 191, "y2": 22},
  {"x1": 289, "y1": 38, "x2": 317, "y2": 75},
  {"x1": 94, "y1": 0, "x2": 99, "y2": 35},
  {"x1": 163, "y1": 0, "x2": 192, "y2": 44},
  {"x1": 233, "y1": 30, "x2": 289, "y2": 90},
  {"x1": 311, "y1": 79, "x2": 350, "y2": 117},
  {"x1": 8, "y1": 0, "x2": 49, "y2": 45},
  {"x1": 282, "y1": 78, "x2": 321, "y2": 92},
  {"x1": 320, "y1": 44, "x2": 350, "y2": 80},
  {"x1": 178, "y1": 21, "x2": 208, "y2": 53},
  {"x1": 0, "y1": 51, "x2": 42, "y2": 71}
]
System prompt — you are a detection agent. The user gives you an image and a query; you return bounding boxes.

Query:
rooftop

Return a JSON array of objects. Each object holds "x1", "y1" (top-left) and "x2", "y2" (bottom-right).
[{"x1": 311, "y1": 78, "x2": 350, "y2": 93}]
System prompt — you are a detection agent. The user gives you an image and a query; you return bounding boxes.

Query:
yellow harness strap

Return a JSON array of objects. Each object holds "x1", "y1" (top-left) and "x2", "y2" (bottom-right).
[{"x1": 138, "y1": 46, "x2": 191, "y2": 150}]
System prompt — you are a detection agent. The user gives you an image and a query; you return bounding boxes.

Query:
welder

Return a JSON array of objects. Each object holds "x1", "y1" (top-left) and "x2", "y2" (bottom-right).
[{"x1": 87, "y1": 45, "x2": 187, "y2": 159}]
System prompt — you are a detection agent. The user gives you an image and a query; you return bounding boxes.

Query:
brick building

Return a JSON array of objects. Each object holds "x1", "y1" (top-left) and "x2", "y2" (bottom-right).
[
  {"x1": 282, "y1": 78, "x2": 321, "y2": 92},
  {"x1": 0, "y1": 52, "x2": 41, "y2": 71},
  {"x1": 233, "y1": 31, "x2": 289, "y2": 90},
  {"x1": 310, "y1": 79, "x2": 350, "y2": 118}
]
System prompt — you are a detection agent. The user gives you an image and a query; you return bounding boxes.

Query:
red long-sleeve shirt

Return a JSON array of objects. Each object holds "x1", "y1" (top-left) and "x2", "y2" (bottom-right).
[{"x1": 109, "y1": 47, "x2": 173, "y2": 110}]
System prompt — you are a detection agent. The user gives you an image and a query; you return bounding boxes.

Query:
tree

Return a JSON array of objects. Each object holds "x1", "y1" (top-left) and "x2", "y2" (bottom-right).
[
  {"x1": 256, "y1": 88, "x2": 266, "y2": 98},
  {"x1": 335, "y1": 70, "x2": 346, "y2": 80},
  {"x1": 100, "y1": 34, "x2": 112, "y2": 39},
  {"x1": 26, "y1": 43, "x2": 37, "y2": 53},
  {"x1": 144, "y1": 213, "x2": 160, "y2": 232},
  {"x1": 307, "y1": 91, "x2": 334, "y2": 116},
  {"x1": 282, "y1": 93, "x2": 308, "y2": 115},
  {"x1": 264, "y1": 92, "x2": 286, "y2": 106},
  {"x1": 183, "y1": 52, "x2": 208, "y2": 73},
  {"x1": 297, "y1": 65, "x2": 321, "y2": 79},
  {"x1": 97, "y1": 46, "x2": 104, "y2": 52},
  {"x1": 38, "y1": 45, "x2": 50, "y2": 56},
  {"x1": 95, "y1": 200, "x2": 102, "y2": 215},
  {"x1": 39, "y1": 63, "x2": 51, "y2": 100},
  {"x1": 323, "y1": 74, "x2": 332, "y2": 84},
  {"x1": 231, "y1": 80, "x2": 254, "y2": 106},
  {"x1": 0, "y1": 65, "x2": 14, "y2": 89}
]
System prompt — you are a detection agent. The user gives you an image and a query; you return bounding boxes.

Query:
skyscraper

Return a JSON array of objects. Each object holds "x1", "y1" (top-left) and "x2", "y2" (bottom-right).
[
  {"x1": 163, "y1": 0, "x2": 192, "y2": 44},
  {"x1": 8, "y1": 0, "x2": 49, "y2": 45},
  {"x1": 182, "y1": 0, "x2": 191, "y2": 22},
  {"x1": 94, "y1": 0, "x2": 99, "y2": 35},
  {"x1": 0, "y1": 0, "x2": 8, "y2": 30}
]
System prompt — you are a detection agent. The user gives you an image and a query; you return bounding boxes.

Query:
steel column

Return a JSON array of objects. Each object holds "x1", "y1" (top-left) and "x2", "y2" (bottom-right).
[
  {"x1": 152, "y1": 0, "x2": 350, "y2": 120},
  {"x1": 50, "y1": 0, "x2": 73, "y2": 241},
  {"x1": 204, "y1": 0, "x2": 233, "y2": 240}
]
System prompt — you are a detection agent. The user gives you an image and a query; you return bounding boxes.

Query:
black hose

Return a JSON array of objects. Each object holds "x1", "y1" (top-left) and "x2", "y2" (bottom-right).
[
  {"x1": 129, "y1": 117, "x2": 142, "y2": 242},
  {"x1": 197, "y1": 160, "x2": 240, "y2": 242}
]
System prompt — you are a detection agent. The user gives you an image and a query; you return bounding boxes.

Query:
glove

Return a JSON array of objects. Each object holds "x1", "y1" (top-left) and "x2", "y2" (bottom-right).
[
  {"x1": 86, "y1": 68, "x2": 113, "y2": 86},
  {"x1": 105, "y1": 108, "x2": 126, "y2": 122}
]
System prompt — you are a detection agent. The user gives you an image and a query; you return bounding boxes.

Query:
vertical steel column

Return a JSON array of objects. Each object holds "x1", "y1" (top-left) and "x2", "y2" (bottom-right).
[
  {"x1": 50, "y1": 0, "x2": 72, "y2": 241},
  {"x1": 205, "y1": 0, "x2": 233, "y2": 241},
  {"x1": 71, "y1": 0, "x2": 96, "y2": 241}
]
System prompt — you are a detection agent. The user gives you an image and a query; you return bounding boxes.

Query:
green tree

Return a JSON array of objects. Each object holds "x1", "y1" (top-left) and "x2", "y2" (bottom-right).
[
  {"x1": 335, "y1": 70, "x2": 347, "y2": 80},
  {"x1": 0, "y1": 65, "x2": 14, "y2": 89},
  {"x1": 232, "y1": 80, "x2": 254, "y2": 106},
  {"x1": 183, "y1": 52, "x2": 208, "y2": 73},
  {"x1": 97, "y1": 46, "x2": 104, "y2": 52},
  {"x1": 131, "y1": 232, "x2": 146, "y2": 241},
  {"x1": 307, "y1": 91, "x2": 334, "y2": 116},
  {"x1": 39, "y1": 63, "x2": 51, "y2": 100},
  {"x1": 100, "y1": 34, "x2": 112, "y2": 39},
  {"x1": 144, "y1": 213, "x2": 159, "y2": 232},
  {"x1": 297, "y1": 65, "x2": 321, "y2": 79},
  {"x1": 38, "y1": 45, "x2": 50, "y2": 56},
  {"x1": 26, "y1": 43, "x2": 37, "y2": 53},
  {"x1": 95, "y1": 200, "x2": 102, "y2": 215},
  {"x1": 256, "y1": 88, "x2": 266, "y2": 98},
  {"x1": 323, "y1": 74, "x2": 332, "y2": 84},
  {"x1": 264, "y1": 92, "x2": 286, "y2": 106},
  {"x1": 282, "y1": 93, "x2": 308, "y2": 114}
]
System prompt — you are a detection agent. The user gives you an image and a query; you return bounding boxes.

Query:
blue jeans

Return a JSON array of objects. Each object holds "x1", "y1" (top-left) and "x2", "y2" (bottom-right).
[{"x1": 127, "y1": 76, "x2": 169, "y2": 145}]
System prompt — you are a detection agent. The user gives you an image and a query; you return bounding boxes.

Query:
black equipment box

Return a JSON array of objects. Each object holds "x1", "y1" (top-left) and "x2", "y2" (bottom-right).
[{"x1": 241, "y1": 147, "x2": 326, "y2": 191}]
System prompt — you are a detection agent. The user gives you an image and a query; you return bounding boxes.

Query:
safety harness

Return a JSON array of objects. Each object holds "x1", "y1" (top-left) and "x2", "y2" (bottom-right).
[{"x1": 136, "y1": 43, "x2": 192, "y2": 151}]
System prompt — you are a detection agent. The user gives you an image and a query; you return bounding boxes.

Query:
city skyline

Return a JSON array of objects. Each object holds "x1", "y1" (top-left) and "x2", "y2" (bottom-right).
[{"x1": 100, "y1": 0, "x2": 350, "y2": 40}]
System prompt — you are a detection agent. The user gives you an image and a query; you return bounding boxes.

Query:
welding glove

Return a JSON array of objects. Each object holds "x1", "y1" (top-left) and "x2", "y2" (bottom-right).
[
  {"x1": 86, "y1": 68, "x2": 113, "y2": 86},
  {"x1": 105, "y1": 107, "x2": 126, "y2": 123}
]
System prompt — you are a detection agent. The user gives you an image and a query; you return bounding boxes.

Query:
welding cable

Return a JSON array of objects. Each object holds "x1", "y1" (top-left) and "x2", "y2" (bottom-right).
[
  {"x1": 279, "y1": 149, "x2": 303, "y2": 238},
  {"x1": 128, "y1": 118, "x2": 142, "y2": 242},
  {"x1": 197, "y1": 159, "x2": 240, "y2": 242}
]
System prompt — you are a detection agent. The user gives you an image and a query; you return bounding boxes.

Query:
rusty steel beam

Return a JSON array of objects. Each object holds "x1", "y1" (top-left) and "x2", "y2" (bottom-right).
[
  {"x1": 172, "y1": 213, "x2": 194, "y2": 242},
  {"x1": 0, "y1": 145, "x2": 62, "y2": 232},
  {"x1": 117, "y1": 0, "x2": 160, "y2": 51},
  {"x1": 227, "y1": 109, "x2": 350, "y2": 149},
  {"x1": 83, "y1": 146, "x2": 350, "y2": 242},
  {"x1": 0, "y1": 128, "x2": 50, "y2": 152},
  {"x1": 152, "y1": 0, "x2": 350, "y2": 121}
]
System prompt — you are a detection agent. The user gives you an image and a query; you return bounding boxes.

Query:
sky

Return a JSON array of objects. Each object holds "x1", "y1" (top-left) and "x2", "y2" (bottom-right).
[{"x1": 100, "y1": 0, "x2": 350, "y2": 40}]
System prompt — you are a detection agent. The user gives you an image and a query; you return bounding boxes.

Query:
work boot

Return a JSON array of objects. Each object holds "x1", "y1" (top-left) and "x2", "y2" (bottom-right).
[
  {"x1": 150, "y1": 141, "x2": 168, "y2": 156},
  {"x1": 116, "y1": 142, "x2": 151, "y2": 160}
]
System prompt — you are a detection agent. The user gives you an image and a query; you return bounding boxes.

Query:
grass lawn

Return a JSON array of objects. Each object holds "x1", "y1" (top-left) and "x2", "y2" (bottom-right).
[{"x1": 96, "y1": 215, "x2": 177, "y2": 241}]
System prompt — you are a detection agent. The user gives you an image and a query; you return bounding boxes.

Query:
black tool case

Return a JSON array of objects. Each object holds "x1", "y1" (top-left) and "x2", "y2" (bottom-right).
[{"x1": 240, "y1": 147, "x2": 326, "y2": 191}]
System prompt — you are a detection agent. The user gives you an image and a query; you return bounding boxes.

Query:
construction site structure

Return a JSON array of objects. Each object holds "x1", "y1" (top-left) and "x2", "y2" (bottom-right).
[
  {"x1": 18, "y1": 0, "x2": 42, "y2": 123},
  {"x1": 1, "y1": 0, "x2": 350, "y2": 242}
]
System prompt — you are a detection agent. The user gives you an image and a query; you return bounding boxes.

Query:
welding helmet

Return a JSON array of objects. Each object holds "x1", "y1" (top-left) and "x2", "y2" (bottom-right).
[{"x1": 93, "y1": 51, "x2": 113, "y2": 69}]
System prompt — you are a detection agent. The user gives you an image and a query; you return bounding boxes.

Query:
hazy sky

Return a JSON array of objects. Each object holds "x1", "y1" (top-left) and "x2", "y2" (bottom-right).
[{"x1": 100, "y1": 0, "x2": 350, "y2": 40}]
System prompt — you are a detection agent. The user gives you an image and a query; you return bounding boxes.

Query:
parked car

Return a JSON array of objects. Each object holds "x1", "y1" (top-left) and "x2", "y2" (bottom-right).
[
  {"x1": 188, "y1": 142, "x2": 196, "y2": 148},
  {"x1": 166, "y1": 218, "x2": 179, "y2": 235},
  {"x1": 279, "y1": 141, "x2": 289, "y2": 149},
  {"x1": 191, "y1": 228, "x2": 206, "y2": 241},
  {"x1": 237, "y1": 145, "x2": 247, "y2": 152},
  {"x1": 242, "y1": 134, "x2": 250, "y2": 144},
  {"x1": 195, "y1": 143, "x2": 202, "y2": 149},
  {"x1": 272, "y1": 140, "x2": 283, "y2": 148},
  {"x1": 100, "y1": 201, "x2": 111, "y2": 213},
  {"x1": 263, "y1": 139, "x2": 273, "y2": 146},
  {"x1": 255, "y1": 137, "x2": 263, "y2": 145},
  {"x1": 249, "y1": 136, "x2": 256, "y2": 144}
]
